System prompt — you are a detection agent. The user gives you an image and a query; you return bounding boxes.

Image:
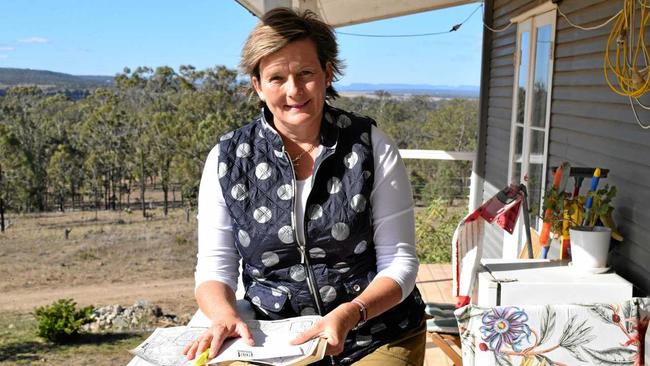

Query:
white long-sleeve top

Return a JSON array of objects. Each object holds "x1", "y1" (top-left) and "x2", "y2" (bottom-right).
[{"x1": 195, "y1": 125, "x2": 419, "y2": 302}]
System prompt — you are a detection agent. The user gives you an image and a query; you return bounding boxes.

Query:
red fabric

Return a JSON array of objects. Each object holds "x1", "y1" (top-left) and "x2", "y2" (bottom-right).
[
  {"x1": 464, "y1": 184, "x2": 523, "y2": 234},
  {"x1": 456, "y1": 296, "x2": 471, "y2": 308}
]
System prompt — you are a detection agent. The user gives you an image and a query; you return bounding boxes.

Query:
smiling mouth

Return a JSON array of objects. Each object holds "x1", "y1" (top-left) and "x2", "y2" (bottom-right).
[{"x1": 286, "y1": 100, "x2": 310, "y2": 109}]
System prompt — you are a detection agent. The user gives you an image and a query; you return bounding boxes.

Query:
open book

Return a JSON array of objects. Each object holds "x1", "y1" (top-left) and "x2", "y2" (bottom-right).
[{"x1": 130, "y1": 315, "x2": 327, "y2": 366}]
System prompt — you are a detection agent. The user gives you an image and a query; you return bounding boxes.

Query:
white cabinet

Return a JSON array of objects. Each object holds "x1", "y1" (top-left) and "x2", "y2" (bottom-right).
[{"x1": 477, "y1": 259, "x2": 633, "y2": 306}]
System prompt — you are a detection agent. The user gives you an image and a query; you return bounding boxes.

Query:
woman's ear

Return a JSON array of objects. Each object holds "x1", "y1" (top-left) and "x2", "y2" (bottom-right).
[
  {"x1": 251, "y1": 76, "x2": 264, "y2": 101},
  {"x1": 325, "y1": 62, "x2": 333, "y2": 86}
]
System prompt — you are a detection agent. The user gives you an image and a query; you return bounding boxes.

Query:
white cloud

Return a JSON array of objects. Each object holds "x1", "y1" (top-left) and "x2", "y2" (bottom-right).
[
  {"x1": 19, "y1": 37, "x2": 49, "y2": 44},
  {"x1": 0, "y1": 46, "x2": 15, "y2": 52}
]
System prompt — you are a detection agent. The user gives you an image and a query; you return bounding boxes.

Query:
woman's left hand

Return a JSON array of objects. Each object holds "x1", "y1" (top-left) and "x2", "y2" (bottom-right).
[{"x1": 290, "y1": 302, "x2": 359, "y2": 356}]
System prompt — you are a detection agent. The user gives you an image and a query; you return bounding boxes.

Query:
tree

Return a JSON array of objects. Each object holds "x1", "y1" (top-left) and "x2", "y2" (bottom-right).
[
  {"x1": 78, "y1": 88, "x2": 126, "y2": 212},
  {"x1": 146, "y1": 66, "x2": 183, "y2": 216},
  {"x1": 174, "y1": 65, "x2": 257, "y2": 211},
  {"x1": 47, "y1": 144, "x2": 76, "y2": 212},
  {"x1": 116, "y1": 67, "x2": 153, "y2": 217},
  {"x1": 0, "y1": 86, "x2": 52, "y2": 211},
  {"x1": 0, "y1": 163, "x2": 5, "y2": 232}
]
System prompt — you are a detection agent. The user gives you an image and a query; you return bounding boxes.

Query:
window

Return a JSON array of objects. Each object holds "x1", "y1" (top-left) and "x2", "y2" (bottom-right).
[{"x1": 505, "y1": 5, "x2": 556, "y2": 257}]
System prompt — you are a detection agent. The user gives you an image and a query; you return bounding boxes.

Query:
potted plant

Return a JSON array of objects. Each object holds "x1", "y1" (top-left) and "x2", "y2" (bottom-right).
[{"x1": 541, "y1": 181, "x2": 623, "y2": 271}]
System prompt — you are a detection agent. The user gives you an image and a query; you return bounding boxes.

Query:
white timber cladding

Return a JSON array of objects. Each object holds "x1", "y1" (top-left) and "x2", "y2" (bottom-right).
[
  {"x1": 504, "y1": 3, "x2": 556, "y2": 258},
  {"x1": 235, "y1": 0, "x2": 480, "y2": 27}
]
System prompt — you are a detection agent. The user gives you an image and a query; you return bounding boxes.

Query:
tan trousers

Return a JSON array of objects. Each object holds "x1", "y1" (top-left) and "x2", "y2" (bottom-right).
[
  {"x1": 352, "y1": 320, "x2": 425, "y2": 366},
  {"x1": 227, "y1": 320, "x2": 426, "y2": 366}
]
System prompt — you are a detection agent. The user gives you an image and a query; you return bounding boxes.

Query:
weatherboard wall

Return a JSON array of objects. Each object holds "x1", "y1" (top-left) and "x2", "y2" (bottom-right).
[{"x1": 481, "y1": 0, "x2": 650, "y2": 294}]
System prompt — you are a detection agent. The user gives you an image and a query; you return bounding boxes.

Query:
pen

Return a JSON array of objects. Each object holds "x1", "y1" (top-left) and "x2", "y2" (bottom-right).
[{"x1": 195, "y1": 349, "x2": 210, "y2": 366}]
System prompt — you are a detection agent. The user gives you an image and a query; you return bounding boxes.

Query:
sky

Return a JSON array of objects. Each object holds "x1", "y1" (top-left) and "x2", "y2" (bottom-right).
[{"x1": 0, "y1": 0, "x2": 484, "y2": 87}]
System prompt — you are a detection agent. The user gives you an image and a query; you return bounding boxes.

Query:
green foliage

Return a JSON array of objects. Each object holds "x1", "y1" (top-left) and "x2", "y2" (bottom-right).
[
  {"x1": 1, "y1": 65, "x2": 476, "y2": 216},
  {"x1": 33, "y1": 298, "x2": 94, "y2": 343},
  {"x1": 415, "y1": 199, "x2": 463, "y2": 263},
  {"x1": 542, "y1": 183, "x2": 617, "y2": 231},
  {"x1": 585, "y1": 184, "x2": 617, "y2": 225},
  {"x1": 542, "y1": 189, "x2": 578, "y2": 234},
  {"x1": 334, "y1": 96, "x2": 478, "y2": 204},
  {"x1": 0, "y1": 65, "x2": 256, "y2": 215}
]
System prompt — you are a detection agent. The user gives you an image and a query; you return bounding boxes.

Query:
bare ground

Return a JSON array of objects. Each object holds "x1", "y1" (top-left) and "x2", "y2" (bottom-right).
[
  {"x1": 0, "y1": 278, "x2": 195, "y2": 313},
  {"x1": 0, "y1": 208, "x2": 201, "y2": 365},
  {"x1": 1, "y1": 209, "x2": 198, "y2": 311}
]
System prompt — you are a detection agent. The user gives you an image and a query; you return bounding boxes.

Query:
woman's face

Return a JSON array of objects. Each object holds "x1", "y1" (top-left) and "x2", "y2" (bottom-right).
[{"x1": 252, "y1": 38, "x2": 332, "y2": 132}]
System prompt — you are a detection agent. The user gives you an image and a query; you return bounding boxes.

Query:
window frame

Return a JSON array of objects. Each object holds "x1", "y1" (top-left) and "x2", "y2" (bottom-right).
[{"x1": 504, "y1": 4, "x2": 557, "y2": 258}]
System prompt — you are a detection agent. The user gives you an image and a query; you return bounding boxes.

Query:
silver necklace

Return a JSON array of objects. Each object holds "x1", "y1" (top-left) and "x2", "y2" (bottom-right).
[{"x1": 291, "y1": 144, "x2": 318, "y2": 166}]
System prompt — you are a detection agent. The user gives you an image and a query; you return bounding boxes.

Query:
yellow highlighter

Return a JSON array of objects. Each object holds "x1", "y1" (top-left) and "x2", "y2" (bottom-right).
[{"x1": 195, "y1": 349, "x2": 210, "y2": 366}]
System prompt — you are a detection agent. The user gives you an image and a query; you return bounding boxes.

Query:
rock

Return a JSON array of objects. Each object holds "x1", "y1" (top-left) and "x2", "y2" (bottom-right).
[
  {"x1": 84, "y1": 301, "x2": 188, "y2": 333},
  {"x1": 134, "y1": 300, "x2": 150, "y2": 308},
  {"x1": 112, "y1": 315, "x2": 128, "y2": 329},
  {"x1": 151, "y1": 305, "x2": 162, "y2": 317}
]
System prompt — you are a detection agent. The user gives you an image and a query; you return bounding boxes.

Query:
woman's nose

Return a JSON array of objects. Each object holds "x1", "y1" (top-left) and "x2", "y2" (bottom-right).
[{"x1": 286, "y1": 76, "x2": 303, "y2": 98}]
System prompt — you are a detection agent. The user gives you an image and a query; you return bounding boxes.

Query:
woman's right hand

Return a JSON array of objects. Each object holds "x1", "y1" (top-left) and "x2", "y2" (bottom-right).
[{"x1": 182, "y1": 314, "x2": 255, "y2": 360}]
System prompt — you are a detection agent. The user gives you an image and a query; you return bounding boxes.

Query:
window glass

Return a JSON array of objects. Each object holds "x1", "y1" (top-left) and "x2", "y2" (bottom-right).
[
  {"x1": 531, "y1": 25, "x2": 552, "y2": 128},
  {"x1": 516, "y1": 32, "x2": 530, "y2": 126},
  {"x1": 527, "y1": 162, "x2": 544, "y2": 230},
  {"x1": 508, "y1": 10, "x2": 555, "y2": 239}
]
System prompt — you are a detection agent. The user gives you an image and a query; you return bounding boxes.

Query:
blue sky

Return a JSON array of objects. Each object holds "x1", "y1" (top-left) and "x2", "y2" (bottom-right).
[{"x1": 0, "y1": 1, "x2": 484, "y2": 86}]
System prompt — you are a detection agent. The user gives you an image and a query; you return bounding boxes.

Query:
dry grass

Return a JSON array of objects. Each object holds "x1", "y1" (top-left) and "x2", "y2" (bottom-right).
[
  {"x1": 1, "y1": 208, "x2": 197, "y2": 293},
  {"x1": 0, "y1": 311, "x2": 148, "y2": 365},
  {"x1": 0, "y1": 208, "x2": 198, "y2": 365}
]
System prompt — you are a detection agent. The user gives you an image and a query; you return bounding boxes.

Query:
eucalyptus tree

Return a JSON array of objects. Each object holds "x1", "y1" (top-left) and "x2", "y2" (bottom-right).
[
  {"x1": 174, "y1": 65, "x2": 257, "y2": 211},
  {"x1": 47, "y1": 144, "x2": 75, "y2": 211},
  {"x1": 115, "y1": 67, "x2": 153, "y2": 217},
  {"x1": 78, "y1": 88, "x2": 127, "y2": 211},
  {"x1": 38, "y1": 93, "x2": 83, "y2": 211},
  {"x1": 0, "y1": 163, "x2": 4, "y2": 232},
  {"x1": 0, "y1": 86, "x2": 52, "y2": 211},
  {"x1": 144, "y1": 66, "x2": 184, "y2": 216},
  {"x1": 418, "y1": 98, "x2": 478, "y2": 202}
]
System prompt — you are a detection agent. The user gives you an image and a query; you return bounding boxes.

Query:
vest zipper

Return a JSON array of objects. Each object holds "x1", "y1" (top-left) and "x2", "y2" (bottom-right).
[
  {"x1": 286, "y1": 149, "x2": 325, "y2": 316},
  {"x1": 310, "y1": 146, "x2": 332, "y2": 189},
  {"x1": 308, "y1": 146, "x2": 339, "y2": 366}
]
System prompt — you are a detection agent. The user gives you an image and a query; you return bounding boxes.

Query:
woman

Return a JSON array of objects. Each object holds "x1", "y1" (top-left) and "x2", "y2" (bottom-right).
[{"x1": 183, "y1": 7, "x2": 425, "y2": 365}]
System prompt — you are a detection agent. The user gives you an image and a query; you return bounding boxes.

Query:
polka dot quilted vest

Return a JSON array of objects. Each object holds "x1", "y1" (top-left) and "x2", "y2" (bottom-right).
[{"x1": 218, "y1": 104, "x2": 424, "y2": 364}]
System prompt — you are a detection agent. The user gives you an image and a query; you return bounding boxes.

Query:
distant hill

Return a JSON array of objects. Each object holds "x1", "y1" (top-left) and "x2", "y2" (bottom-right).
[
  {"x1": 0, "y1": 67, "x2": 113, "y2": 90},
  {"x1": 0, "y1": 68, "x2": 479, "y2": 98},
  {"x1": 337, "y1": 83, "x2": 479, "y2": 98}
]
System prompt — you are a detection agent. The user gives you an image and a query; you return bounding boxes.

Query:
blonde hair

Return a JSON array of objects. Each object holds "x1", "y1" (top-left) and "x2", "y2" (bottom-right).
[{"x1": 240, "y1": 7, "x2": 344, "y2": 99}]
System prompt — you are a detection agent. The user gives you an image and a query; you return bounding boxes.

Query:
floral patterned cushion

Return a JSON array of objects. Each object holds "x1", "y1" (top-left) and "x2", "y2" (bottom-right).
[{"x1": 454, "y1": 298, "x2": 649, "y2": 366}]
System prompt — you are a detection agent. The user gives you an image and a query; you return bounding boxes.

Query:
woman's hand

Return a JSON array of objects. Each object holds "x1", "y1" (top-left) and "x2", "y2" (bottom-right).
[
  {"x1": 290, "y1": 302, "x2": 360, "y2": 356},
  {"x1": 182, "y1": 314, "x2": 255, "y2": 360}
]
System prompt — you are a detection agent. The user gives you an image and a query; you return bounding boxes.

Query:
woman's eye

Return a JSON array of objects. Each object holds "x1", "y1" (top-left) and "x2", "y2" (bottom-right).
[{"x1": 300, "y1": 70, "x2": 314, "y2": 77}]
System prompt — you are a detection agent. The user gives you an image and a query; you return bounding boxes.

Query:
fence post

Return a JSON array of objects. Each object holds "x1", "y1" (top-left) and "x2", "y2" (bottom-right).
[{"x1": 468, "y1": 158, "x2": 483, "y2": 212}]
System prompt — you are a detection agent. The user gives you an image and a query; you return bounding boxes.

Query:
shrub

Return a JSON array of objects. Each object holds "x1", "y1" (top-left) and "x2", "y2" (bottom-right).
[
  {"x1": 33, "y1": 298, "x2": 94, "y2": 343},
  {"x1": 415, "y1": 199, "x2": 463, "y2": 263}
]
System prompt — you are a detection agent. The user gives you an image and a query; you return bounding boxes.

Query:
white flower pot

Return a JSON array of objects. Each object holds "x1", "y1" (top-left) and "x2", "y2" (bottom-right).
[{"x1": 569, "y1": 226, "x2": 611, "y2": 270}]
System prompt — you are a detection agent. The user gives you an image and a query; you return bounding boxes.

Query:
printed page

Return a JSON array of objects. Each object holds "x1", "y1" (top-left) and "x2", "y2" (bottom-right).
[
  {"x1": 209, "y1": 316, "x2": 322, "y2": 364},
  {"x1": 130, "y1": 316, "x2": 324, "y2": 366},
  {"x1": 130, "y1": 326, "x2": 205, "y2": 366}
]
